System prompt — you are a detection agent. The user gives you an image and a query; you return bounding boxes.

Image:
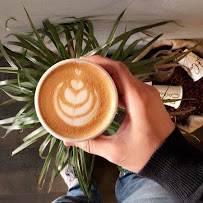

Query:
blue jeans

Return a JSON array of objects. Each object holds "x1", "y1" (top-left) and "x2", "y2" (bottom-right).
[{"x1": 53, "y1": 170, "x2": 176, "y2": 203}]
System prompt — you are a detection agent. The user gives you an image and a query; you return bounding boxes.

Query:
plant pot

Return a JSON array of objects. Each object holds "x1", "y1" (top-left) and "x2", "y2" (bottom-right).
[
  {"x1": 153, "y1": 66, "x2": 175, "y2": 83},
  {"x1": 132, "y1": 39, "x2": 203, "y2": 62}
]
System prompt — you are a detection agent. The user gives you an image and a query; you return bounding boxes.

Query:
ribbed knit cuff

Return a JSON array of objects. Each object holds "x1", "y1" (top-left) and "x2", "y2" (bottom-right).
[{"x1": 138, "y1": 128, "x2": 203, "y2": 201}]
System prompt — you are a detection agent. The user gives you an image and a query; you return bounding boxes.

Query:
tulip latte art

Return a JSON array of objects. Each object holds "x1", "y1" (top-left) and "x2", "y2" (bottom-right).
[
  {"x1": 54, "y1": 68, "x2": 99, "y2": 126},
  {"x1": 38, "y1": 62, "x2": 116, "y2": 139}
]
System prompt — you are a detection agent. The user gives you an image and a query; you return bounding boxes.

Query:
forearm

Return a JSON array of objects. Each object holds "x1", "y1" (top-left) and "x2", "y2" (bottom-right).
[{"x1": 138, "y1": 128, "x2": 203, "y2": 202}]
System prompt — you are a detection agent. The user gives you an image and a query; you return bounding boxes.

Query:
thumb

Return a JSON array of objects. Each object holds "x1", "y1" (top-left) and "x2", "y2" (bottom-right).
[{"x1": 64, "y1": 135, "x2": 117, "y2": 161}]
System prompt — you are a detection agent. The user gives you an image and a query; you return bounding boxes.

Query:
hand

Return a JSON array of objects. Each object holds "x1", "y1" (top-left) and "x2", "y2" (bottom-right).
[{"x1": 64, "y1": 55, "x2": 175, "y2": 173}]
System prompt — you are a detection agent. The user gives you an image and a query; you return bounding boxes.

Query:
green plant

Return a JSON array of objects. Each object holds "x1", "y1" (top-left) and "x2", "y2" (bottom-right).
[{"x1": 0, "y1": 8, "x2": 193, "y2": 200}]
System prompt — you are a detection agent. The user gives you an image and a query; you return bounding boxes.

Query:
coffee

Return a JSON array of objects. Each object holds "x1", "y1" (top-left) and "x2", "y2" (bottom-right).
[{"x1": 36, "y1": 60, "x2": 117, "y2": 140}]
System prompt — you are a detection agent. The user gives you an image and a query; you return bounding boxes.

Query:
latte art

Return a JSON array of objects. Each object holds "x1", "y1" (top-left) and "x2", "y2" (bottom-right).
[
  {"x1": 54, "y1": 69, "x2": 99, "y2": 126},
  {"x1": 37, "y1": 61, "x2": 117, "y2": 140}
]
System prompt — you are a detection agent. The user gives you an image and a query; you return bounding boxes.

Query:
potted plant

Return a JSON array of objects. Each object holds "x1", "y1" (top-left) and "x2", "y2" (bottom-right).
[{"x1": 133, "y1": 39, "x2": 203, "y2": 134}]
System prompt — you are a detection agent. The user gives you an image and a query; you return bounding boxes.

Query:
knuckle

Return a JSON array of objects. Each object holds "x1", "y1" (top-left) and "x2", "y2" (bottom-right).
[
  {"x1": 115, "y1": 61, "x2": 125, "y2": 69},
  {"x1": 150, "y1": 86, "x2": 160, "y2": 96}
]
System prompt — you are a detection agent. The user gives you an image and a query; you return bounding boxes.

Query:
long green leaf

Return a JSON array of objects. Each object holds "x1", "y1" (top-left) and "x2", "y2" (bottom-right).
[
  {"x1": 75, "y1": 22, "x2": 84, "y2": 58},
  {"x1": 23, "y1": 117, "x2": 39, "y2": 125},
  {"x1": 162, "y1": 98, "x2": 196, "y2": 103},
  {"x1": 117, "y1": 165, "x2": 125, "y2": 175},
  {"x1": 80, "y1": 149, "x2": 88, "y2": 183},
  {"x1": 2, "y1": 122, "x2": 38, "y2": 131},
  {"x1": 89, "y1": 154, "x2": 95, "y2": 182},
  {"x1": 83, "y1": 42, "x2": 112, "y2": 57},
  {"x1": 73, "y1": 147, "x2": 89, "y2": 199},
  {"x1": 14, "y1": 100, "x2": 33, "y2": 122},
  {"x1": 0, "y1": 117, "x2": 15, "y2": 125},
  {"x1": 120, "y1": 39, "x2": 141, "y2": 61},
  {"x1": 1, "y1": 90, "x2": 32, "y2": 101},
  {"x1": 62, "y1": 25, "x2": 75, "y2": 58},
  {"x1": 39, "y1": 134, "x2": 52, "y2": 159},
  {"x1": 112, "y1": 21, "x2": 171, "y2": 46},
  {"x1": 24, "y1": 52, "x2": 49, "y2": 70},
  {"x1": 111, "y1": 31, "x2": 132, "y2": 60},
  {"x1": 2, "y1": 45, "x2": 31, "y2": 67},
  {"x1": 1, "y1": 85, "x2": 27, "y2": 94},
  {"x1": 12, "y1": 34, "x2": 54, "y2": 66},
  {"x1": 23, "y1": 68, "x2": 44, "y2": 76},
  {"x1": 12, "y1": 132, "x2": 46, "y2": 156},
  {"x1": 9, "y1": 37, "x2": 49, "y2": 64},
  {"x1": 23, "y1": 126, "x2": 46, "y2": 142},
  {"x1": 1, "y1": 115, "x2": 38, "y2": 128},
  {"x1": 0, "y1": 67, "x2": 43, "y2": 76},
  {"x1": 127, "y1": 57, "x2": 163, "y2": 75},
  {"x1": 23, "y1": 7, "x2": 56, "y2": 64},
  {"x1": 1, "y1": 84, "x2": 33, "y2": 94},
  {"x1": 49, "y1": 136, "x2": 57, "y2": 152},
  {"x1": 0, "y1": 42, "x2": 19, "y2": 70},
  {"x1": 49, "y1": 141, "x2": 66, "y2": 191},
  {"x1": 43, "y1": 19, "x2": 69, "y2": 59},
  {"x1": 0, "y1": 79, "x2": 18, "y2": 86},
  {"x1": 24, "y1": 71, "x2": 38, "y2": 86},
  {"x1": 20, "y1": 81, "x2": 36, "y2": 89},
  {"x1": 84, "y1": 20, "x2": 99, "y2": 49},
  {"x1": 24, "y1": 108, "x2": 36, "y2": 117},
  {"x1": 81, "y1": 39, "x2": 92, "y2": 56},
  {"x1": 68, "y1": 147, "x2": 73, "y2": 169},
  {"x1": 2, "y1": 119, "x2": 23, "y2": 137},
  {"x1": 125, "y1": 34, "x2": 163, "y2": 63},
  {"x1": 107, "y1": 121, "x2": 120, "y2": 135},
  {"x1": 101, "y1": 10, "x2": 125, "y2": 56},
  {"x1": 5, "y1": 17, "x2": 18, "y2": 31},
  {"x1": 38, "y1": 138, "x2": 60, "y2": 188},
  {"x1": 0, "y1": 68, "x2": 19, "y2": 74},
  {"x1": 126, "y1": 57, "x2": 163, "y2": 67}
]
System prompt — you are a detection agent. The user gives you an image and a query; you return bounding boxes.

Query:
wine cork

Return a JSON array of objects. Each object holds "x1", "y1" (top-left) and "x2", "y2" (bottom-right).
[
  {"x1": 154, "y1": 85, "x2": 183, "y2": 109},
  {"x1": 178, "y1": 49, "x2": 203, "y2": 82}
]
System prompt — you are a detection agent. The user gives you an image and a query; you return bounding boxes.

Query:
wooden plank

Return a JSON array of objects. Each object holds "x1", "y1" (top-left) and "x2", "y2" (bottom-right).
[
  {"x1": 0, "y1": 192, "x2": 65, "y2": 203},
  {"x1": 0, "y1": 147, "x2": 67, "y2": 196}
]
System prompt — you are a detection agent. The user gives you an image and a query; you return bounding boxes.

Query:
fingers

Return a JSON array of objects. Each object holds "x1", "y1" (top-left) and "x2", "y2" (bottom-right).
[
  {"x1": 64, "y1": 135, "x2": 118, "y2": 162},
  {"x1": 80, "y1": 55, "x2": 145, "y2": 112}
]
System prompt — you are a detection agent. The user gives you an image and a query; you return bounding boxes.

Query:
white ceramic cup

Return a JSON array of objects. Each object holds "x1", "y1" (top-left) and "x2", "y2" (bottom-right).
[{"x1": 35, "y1": 59, "x2": 118, "y2": 142}]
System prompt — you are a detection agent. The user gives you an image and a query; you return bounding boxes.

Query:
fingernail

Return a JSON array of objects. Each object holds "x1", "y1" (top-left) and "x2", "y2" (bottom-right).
[
  {"x1": 79, "y1": 56, "x2": 86, "y2": 59},
  {"x1": 64, "y1": 141, "x2": 75, "y2": 146}
]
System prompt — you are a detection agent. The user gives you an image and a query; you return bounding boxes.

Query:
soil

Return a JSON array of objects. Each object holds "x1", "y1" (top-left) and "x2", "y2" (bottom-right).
[
  {"x1": 144, "y1": 47, "x2": 202, "y2": 125},
  {"x1": 162, "y1": 67, "x2": 203, "y2": 125}
]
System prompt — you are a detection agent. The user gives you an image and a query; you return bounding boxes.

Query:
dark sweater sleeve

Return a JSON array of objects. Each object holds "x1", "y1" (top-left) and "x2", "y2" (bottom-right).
[{"x1": 138, "y1": 128, "x2": 203, "y2": 203}]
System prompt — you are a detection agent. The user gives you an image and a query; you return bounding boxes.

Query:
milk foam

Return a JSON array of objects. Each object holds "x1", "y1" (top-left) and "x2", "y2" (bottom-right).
[{"x1": 54, "y1": 68, "x2": 99, "y2": 126}]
